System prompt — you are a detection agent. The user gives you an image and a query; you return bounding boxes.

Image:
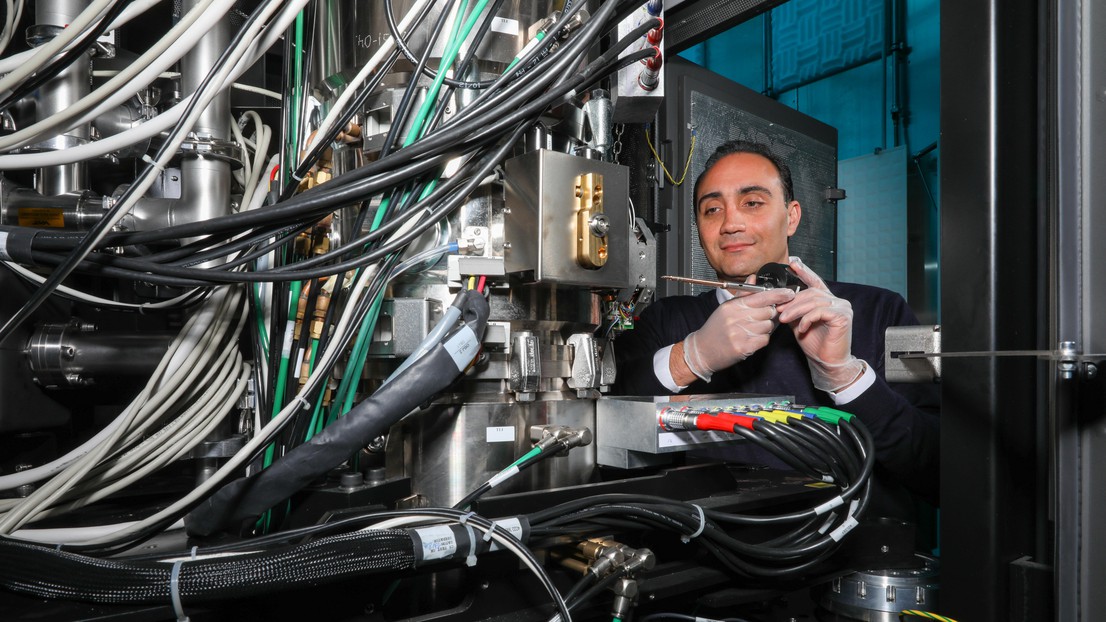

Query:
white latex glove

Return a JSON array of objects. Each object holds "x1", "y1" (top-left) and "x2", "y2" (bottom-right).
[
  {"x1": 777, "y1": 257, "x2": 866, "y2": 392},
  {"x1": 683, "y1": 286, "x2": 798, "y2": 382}
]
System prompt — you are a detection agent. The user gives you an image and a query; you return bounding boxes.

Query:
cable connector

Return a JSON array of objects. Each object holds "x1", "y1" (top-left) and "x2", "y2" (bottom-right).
[
  {"x1": 530, "y1": 425, "x2": 593, "y2": 455},
  {"x1": 609, "y1": 578, "x2": 638, "y2": 621},
  {"x1": 638, "y1": 47, "x2": 662, "y2": 91}
]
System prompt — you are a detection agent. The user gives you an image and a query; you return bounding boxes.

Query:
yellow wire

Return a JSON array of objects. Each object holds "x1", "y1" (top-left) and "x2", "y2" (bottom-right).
[
  {"x1": 645, "y1": 127, "x2": 697, "y2": 186},
  {"x1": 900, "y1": 610, "x2": 957, "y2": 622},
  {"x1": 468, "y1": 276, "x2": 476, "y2": 290}
]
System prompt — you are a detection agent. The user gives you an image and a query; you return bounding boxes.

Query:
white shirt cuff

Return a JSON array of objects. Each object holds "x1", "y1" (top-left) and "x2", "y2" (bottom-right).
[
  {"x1": 654, "y1": 345, "x2": 687, "y2": 393},
  {"x1": 828, "y1": 362, "x2": 876, "y2": 405}
]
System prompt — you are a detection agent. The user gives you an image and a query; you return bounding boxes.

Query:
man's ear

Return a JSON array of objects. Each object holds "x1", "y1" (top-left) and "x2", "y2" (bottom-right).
[{"x1": 786, "y1": 200, "x2": 801, "y2": 237}]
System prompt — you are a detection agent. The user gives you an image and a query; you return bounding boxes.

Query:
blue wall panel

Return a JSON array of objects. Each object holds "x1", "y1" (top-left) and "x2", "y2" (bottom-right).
[{"x1": 771, "y1": 0, "x2": 884, "y2": 92}]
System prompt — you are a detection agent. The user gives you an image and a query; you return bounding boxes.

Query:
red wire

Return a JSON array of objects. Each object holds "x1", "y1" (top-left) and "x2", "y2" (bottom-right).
[{"x1": 477, "y1": 275, "x2": 486, "y2": 293}]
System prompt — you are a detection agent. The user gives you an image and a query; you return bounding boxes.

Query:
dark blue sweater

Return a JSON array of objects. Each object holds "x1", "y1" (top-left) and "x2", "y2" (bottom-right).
[{"x1": 612, "y1": 282, "x2": 940, "y2": 512}]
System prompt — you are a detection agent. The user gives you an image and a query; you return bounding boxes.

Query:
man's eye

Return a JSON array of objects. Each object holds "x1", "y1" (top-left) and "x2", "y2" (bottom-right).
[
  {"x1": 701, "y1": 206, "x2": 721, "y2": 217},
  {"x1": 742, "y1": 201, "x2": 764, "y2": 210}
]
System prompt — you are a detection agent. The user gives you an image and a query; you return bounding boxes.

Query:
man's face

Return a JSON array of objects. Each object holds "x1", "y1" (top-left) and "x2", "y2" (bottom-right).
[{"x1": 695, "y1": 152, "x2": 801, "y2": 281}]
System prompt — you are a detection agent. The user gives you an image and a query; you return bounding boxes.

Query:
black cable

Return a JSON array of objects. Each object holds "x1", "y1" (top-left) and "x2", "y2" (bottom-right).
[
  {"x1": 278, "y1": 47, "x2": 404, "y2": 200},
  {"x1": 383, "y1": 0, "x2": 504, "y2": 91},
  {"x1": 378, "y1": 0, "x2": 458, "y2": 158},
  {"x1": 279, "y1": 0, "x2": 438, "y2": 198},
  {"x1": 0, "y1": 0, "x2": 279, "y2": 342},
  {"x1": 454, "y1": 441, "x2": 563, "y2": 510}
]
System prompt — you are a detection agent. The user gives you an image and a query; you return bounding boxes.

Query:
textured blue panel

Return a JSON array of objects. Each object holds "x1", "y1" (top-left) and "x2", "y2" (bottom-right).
[
  {"x1": 837, "y1": 147, "x2": 907, "y2": 297},
  {"x1": 771, "y1": 0, "x2": 884, "y2": 92}
]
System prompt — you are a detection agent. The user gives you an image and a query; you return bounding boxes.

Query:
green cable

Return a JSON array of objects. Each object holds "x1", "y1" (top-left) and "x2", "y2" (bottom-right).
[
  {"x1": 258, "y1": 280, "x2": 302, "y2": 533},
  {"x1": 510, "y1": 446, "x2": 542, "y2": 469},
  {"x1": 318, "y1": 0, "x2": 489, "y2": 428},
  {"x1": 329, "y1": 291, "x2": 386, "y2": 423},
  {"x1": 301, "y1": 338, "x2": 324, "y2": 441},
  {"x1": 263, "y1": 280, "x2": 302, "y2": 467},
  {"x1": 402, "y1": 0, "x2": 488, "y2": 149}
]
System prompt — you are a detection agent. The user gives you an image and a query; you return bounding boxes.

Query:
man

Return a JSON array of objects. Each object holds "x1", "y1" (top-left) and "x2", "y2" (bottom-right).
[{"x1": 613, "y1": 140, "x2": 939, "y2": 514}]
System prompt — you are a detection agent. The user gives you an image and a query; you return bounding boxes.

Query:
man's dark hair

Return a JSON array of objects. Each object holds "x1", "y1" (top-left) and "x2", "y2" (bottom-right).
[{"x1": 692, "y1": 140, "x2": 796, "y2": 214}]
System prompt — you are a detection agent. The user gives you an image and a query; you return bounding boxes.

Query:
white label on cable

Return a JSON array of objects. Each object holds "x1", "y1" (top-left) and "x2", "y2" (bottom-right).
[
  {"x1": 293, "y1": 347, "x2": 305, "y2": 379},
  {"x1": 444, "y1": 325, "x2": 479, "y2": 371},
  {"x1": 487, "y1": 517, "x2": 524, "y2": 552},
  {"x1": 487, "y1": 465, "x2": 519, "y2": 489},
  {"x1": 829, "y1": 515, "x2": 860, "y2": 542},
  {"x1": 814, "y1": 495, "x2": 845, "y2": 515},
  {"x1": 486, "y1": 426, "x2": 515, "y2": 443},
  {"x1": 280, "y1": 321, "x2": 295, "y2": 359},
  {"x1": 415, "y1": 525, "x2": 457, "y2": 561},
  {"x1": 491, "y1": 16, "x2": 519, "y2": 36},
  {"x1": 0, "y1": 232, "x2": 9, "y2": 261}
]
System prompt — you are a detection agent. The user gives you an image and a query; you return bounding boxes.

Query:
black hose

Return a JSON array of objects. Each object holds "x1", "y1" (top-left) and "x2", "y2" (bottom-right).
[{"x1": 185, "y1": 289, "x2": 490, "y2": 536}]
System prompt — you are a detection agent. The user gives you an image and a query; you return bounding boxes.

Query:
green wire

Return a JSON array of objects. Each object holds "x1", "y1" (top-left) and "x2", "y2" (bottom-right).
[
  {"x1": 263, "y1": 281, "x2": 302, "y2": 466},
  {"x1": 318, "y1": 0, "x2": 489, "y2": 428},
  {"x1": 402, "y1": 0, "x2": 488, "y2": 149},
  {"x1": 510, "y1": 446, "x2": 542, "y2": 469},
  {"x1": 301, "y1": 338, "x2": 324, "y2": 441},
  {"x1": 259, "y1": 280, "x2": 302, "y2": 532},
  {"x1": 329, "y1": 291, "x2": 386, "y2": 423}
]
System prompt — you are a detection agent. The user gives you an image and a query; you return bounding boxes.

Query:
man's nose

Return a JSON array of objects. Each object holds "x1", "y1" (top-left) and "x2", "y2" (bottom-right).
[{"x1": 720, "y1": 205, "x2": 745, "y2": 233}]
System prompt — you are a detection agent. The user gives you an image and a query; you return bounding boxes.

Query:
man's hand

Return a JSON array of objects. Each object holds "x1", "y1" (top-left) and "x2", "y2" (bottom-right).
[
  {"x1": 678, "y1": 285, "x2": 797, "y2": 383},
  {"x1": 777, "y1": 257, "x2": 866, "y2": 392}
]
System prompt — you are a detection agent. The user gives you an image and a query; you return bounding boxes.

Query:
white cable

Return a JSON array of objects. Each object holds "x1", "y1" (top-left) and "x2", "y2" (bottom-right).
[
  {"x1": 0, "y1": 0, "x2": 230, "y2": 153},
  {"x1": 74, "y1": 249, "x2": 387, "y2": 544},
  {"x1": 0, "y1": 0, "x2": 22, "y2": 54},
  {"x1": 0, "y1": 0, "x2": 161, "y2": 74},
  {"x1": 0, "y1": 287, "x2": 242, "y2": 530},
  {"x1": 14, "y1": 0, "x2": 289, "y2": 328},
  {"x1": 231, "y1": 83, "x2": 281, "y2": 101},
  {"x1": 301, "y1": 0, "x2": 432, "y2": 162},
  {"x1": 10, "y1": 519, "x2": 185, "y2": 545},
  {"x1": 15, "y1": 0, "x2": 445, "y2": 534},
  {"x1": 0, "y1": 0, "x2": 116, "y2": 97},
  {"x1": 0, "y1": 0, "x2": 307, "y2": 168},
  {"x1": 92, "y1": 71, "x2": 281, "y2": 100},
  {"x1": 41, "y1": 356, "x2": 248, "y2": 519},
  {"x1": 2, "y1": 261, "x2": 203, "y2": 310},
  {"x1": 363, "y1": 513, "x2": 567, "y2": 620}
]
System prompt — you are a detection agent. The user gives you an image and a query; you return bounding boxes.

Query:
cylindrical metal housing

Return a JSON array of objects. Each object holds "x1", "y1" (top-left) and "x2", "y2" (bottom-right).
[
  {"x1": 32, "y1": 0, "x2": 92, "y2": 195},
  {"x1": 27, "y1": 322, "x2": 174, "y2": 388}
]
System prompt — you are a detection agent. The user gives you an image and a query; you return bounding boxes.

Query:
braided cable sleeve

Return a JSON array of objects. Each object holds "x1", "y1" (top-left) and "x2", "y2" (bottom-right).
[{"x1": 0, "y1": 529, "x2": 415, "y2": 604}]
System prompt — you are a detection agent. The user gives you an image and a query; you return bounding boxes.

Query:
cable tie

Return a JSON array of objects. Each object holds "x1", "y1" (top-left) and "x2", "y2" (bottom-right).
[
  {"x1": 680, "y1": 503, "x2": 706, "y2": 543},
  {"x1": 458, "y1": 511, "x2": 475, "y2": 525},
  {"x1": 482, "y1": 523, "x2": 498, "y2": 543},
  {"x1": 463, "y1": 523, "x2": 478, "y2": 567},
  {"x1": 170, "y1": 559, "x2": 189, "y2": 621},
  {"x1": 141, "y1": 154, "x2": 167, "y2": 174},
  {"x1": 291, "y1": 395, "x2": 312, "y2": 411},
  {"x1": 190, "y1": 546, "x2": 198, "y2": 560}
]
